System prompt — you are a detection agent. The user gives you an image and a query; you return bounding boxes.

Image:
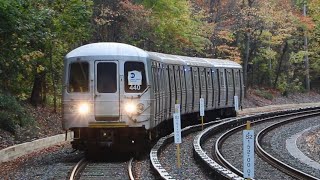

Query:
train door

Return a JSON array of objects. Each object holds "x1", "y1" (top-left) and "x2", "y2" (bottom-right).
[
  {"x1": 218, "y1": 68, "x2": 226, "y2": 108},
  {"x1": 240, "y1": 69, "x2": 244, "y2": 106},
  {"x1": 206, "y1": 68, "x2": 213, "y2": 109},
  {"x1": 158, "y1": 63, "x2": 165, "y2": 123},
  {"x1": 180, "y1": 66, "x2": 186, "y2": 114},
  {"x1": 199, "y1": 67, "x2": 207, "y2": 108},
  {"x1": 174, "y1": 65, "x2": 181, "y2": 107},
  {"x1": 185, "y1": 66, "x2": 193, "y2": 113},
  {"x1": 168, "y1": 65, "x2": 176, "y2": 118},
  {"x1": 151, "y1": 61, "x2": 159, "y2": 125},
  {"x1": 164, "y1": 64, "x2": 171, "y2": 119},
  {"x1": 192, "y1": 67, "x2": 200, "y2": 112},
  {"x1": 226, "y1": 69, "x2": 234, "y2": 107},
  {"x1": 94, "y1": 61, "x2": 120, "y2": 121},
  {"x1": 233, "y1": 69, "x2": 241, "y2": 108},
  {"x1": 212, "y1": 68, "x2": 218, "y2": 109}
]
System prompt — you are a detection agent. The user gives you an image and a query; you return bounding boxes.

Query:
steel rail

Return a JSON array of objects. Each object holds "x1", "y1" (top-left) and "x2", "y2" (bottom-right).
[
  {"x1": 69, "y1": 157, "x2": 87, "y2": 180},
  {"x1": 150, "y1": 119, "x2": 224, "y2": 179},
  {"x1": 193, "y1": 106, "x2": 320, "y2": 179},
  {"x1": 213, "y1": 109, "x2": 320, "y2": 179},
  {"x1": 255, "y1": 111, "x2": 320, "y2": 180},
  {"x1": 128, "y1": 157, "x2": 135, "y2": 180}
]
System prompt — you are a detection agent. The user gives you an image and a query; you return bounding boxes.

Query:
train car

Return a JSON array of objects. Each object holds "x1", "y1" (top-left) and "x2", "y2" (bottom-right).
[{"x1": 62, "y1": 42, "x2": 243, "y2": 153}]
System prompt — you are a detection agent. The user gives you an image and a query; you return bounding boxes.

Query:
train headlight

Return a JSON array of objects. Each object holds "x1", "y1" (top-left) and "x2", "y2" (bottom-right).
[
  {"x1": 124, "y1": 102, "x2": 145, "y2": 115},
  {"x1": 78, "y1": 103, "x2": 90, "y2": 115},
  {"x1": 125, "y1": 103, "x2": 137, "y2": 114}
]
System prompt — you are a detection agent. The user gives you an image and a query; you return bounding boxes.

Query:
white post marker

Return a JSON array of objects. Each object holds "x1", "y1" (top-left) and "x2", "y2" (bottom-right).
[
  {"x1": 234, "y1": 95, "x2": 239, "y2": 111},
  {"x1": 173, "y1": 112, "x2": 181, "y2": 144},
  {"x1": 243, "y1": 121, "x2": 254, "y2": 179},
  {"x1": 200, "y1": 98, "x2": 205, "y2": 130},
  {"x1": 173, "y1": 103, "x2": 181, "y2": 170}
]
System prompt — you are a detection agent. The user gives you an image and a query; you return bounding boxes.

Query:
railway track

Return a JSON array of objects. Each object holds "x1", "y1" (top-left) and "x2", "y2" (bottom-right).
[
  {"x1": 212, "y1": 109, "x2": 320, "y2": 177},
  {"x1": 255, "y1": 112, "x2": 320, "y2": 180},
  {"x1": 69, "y1": 157, "x2": 135, "y2": 180},
  {"x1": 150, "y1": 106, "x2": 320, "y2": 179},
  {"x1": 209, "y1": 107, "x2": 320, "y2": 179}
]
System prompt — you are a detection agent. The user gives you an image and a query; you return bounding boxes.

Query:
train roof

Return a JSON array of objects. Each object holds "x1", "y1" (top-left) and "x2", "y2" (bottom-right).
[
  {"x1": 65, "y1": 42, "x2": 149, "y2": 59},
  {"x1": 148, "y1": 52, "x2": 242, "y2": 69},
  {"x1": 65, "y1": 42, "x2": 241, "y2": 69}
]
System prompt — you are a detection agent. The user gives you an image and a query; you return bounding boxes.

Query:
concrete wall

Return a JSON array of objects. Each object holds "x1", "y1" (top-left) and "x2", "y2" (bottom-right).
[{"x1": 0, "y1": 132, "x2": 73, "y2": 163}]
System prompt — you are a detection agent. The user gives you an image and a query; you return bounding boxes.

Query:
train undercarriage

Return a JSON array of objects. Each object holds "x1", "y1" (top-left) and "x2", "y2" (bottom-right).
[
  {"x1": 71, "y1": 127, "x2": 149, "y2": 155},
  {"x1": 70, "y1": 107, "x2": 236, "y2": 156}
]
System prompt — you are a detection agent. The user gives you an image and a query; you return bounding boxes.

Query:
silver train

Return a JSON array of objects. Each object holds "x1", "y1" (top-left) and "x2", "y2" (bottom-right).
[{"x1": 62, "y1": 42, "x2": 244, "y2": 153}]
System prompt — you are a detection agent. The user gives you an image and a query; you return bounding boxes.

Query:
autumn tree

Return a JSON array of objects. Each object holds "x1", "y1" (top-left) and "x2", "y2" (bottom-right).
[
  {"x1": 141, "y1": 0, "x2": 212, "y2": 55},
  {"x1": 0, "y1": 0, "x2": 93, "y2": 109},
  {"x1": 91, "y1": 0, "x2": 149, "y2": 45}
]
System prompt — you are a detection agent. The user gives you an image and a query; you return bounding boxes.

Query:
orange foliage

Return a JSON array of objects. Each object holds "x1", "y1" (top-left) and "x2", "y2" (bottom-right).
[
  {"x1": 176, "y1": 34, "x2": 192, "y2": 46},
  {"x1": 295, "y1": 12, "x2": 316, "y2": 30},
  {"x1": 216, "y1": 45, "x2": 241, "y2": 63}
]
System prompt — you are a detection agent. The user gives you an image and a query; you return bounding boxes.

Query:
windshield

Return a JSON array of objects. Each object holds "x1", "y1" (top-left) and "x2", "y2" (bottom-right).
[
  {"x1": 96, "y1": 62, "x2": 117, "y2": 93},
  {"x1": 68, "y1": 62, "x2": 89, "y2": 92}
]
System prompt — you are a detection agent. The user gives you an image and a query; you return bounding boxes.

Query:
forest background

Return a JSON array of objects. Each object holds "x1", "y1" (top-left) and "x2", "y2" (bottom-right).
[{"x1": 0, "y1": 0, "x2": 320, "y2": 133}]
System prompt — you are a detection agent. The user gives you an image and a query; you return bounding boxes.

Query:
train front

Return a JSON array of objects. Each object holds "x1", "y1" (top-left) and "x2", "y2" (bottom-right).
[{"x1": 62, "y1": 43, "x2": 152, "y2": 153}]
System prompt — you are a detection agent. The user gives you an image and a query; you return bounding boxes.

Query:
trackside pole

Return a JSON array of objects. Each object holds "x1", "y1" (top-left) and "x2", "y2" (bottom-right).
[
  {"x1": 199, "y1": 97, "x2": 204, "y2": 130},
  {"x1": 234, "y1": 96, "x2": 239, "y2": 112},
  {"x1": 173, "y1": 101, "x2": 182, "y2": 178},
  {"x1": 243, "y1": 121, "x2": 254, "y2": 179}
]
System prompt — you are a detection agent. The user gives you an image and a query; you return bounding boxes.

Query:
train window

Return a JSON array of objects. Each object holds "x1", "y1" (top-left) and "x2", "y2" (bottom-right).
[
  {"x1": 151, "y1": 64, "x2": 157, "y2": 93},
  {"x1": 235, "y1": 70, "x2": 239, "y2": 87},
  {"x1": 200, "y1": 68, "x2": 205, "y2": 88},
  {"x1": 175, "y1": 66, "x2": 180, "y2": 91},
  {"x1": 169, "y1": 66, "x2": 175, "y2": 91},
  {"x1": 68, "y1": 62, "x2": 89, "y2": 93},
  {"x1": 125, "y1": 61, "x2": 147, "y2": 93},
  {"x1": 220, "y1": 70, "x2": 225, "y2": 87},
  {"x1": 192, "y1": 67, "x2": 199, "y2": 88},
  {"x1": 180, "y1": 67, "x2": 185, "y2": 90},
  {"x1": 206, "y1": 69, "x2": 212, "y2": 88},
  {"x1": 97, "y1": 62, "x2": 117, "y2": 93},
  {"x1": 227, "y1": 71, "x2": 232, "y2": 87}
]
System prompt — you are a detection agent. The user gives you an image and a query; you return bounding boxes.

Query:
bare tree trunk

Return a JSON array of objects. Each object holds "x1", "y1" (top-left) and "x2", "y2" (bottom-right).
[
  {"x1": 242, "y1": 0, "x2": 255, "y2": 97},
  {"x1": 273, "y1": 41, "x2": 288, "y2": 88},
  {"x1": 42, "y1": 74, "x2": 46, "y2": 106},
  {"x1": 49, "y1": 41, "x2": 57, "y2": 113},
  {"x1": 30, "y1": 71, "x2": 45, "y2": 107},
  {"x1": 303, "y1": 3, "x2": 310, "y2": 92},
  {"x1": 208, "y1": 0, "x2": 221, "y2": 58},
  {"x1": 243, "y1": 32, "x2": 250, "y2": 97}
]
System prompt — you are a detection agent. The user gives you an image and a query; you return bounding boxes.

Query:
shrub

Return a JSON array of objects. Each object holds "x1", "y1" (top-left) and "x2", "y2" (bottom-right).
[
  {"x1": 0, "y1": 93, "x2": 34, "y2": 133},
  {"x1": 0, "y1": 112, "x2": 16, "y2": 133},
  {"x1": 254, "y1": 89, "x2": 274, "y2": 100}
]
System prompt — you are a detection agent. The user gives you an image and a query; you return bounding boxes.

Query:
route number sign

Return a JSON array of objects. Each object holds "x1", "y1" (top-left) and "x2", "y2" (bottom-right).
[{"x1": 243, "y1": 130, "x2": 254, "y2": 178}]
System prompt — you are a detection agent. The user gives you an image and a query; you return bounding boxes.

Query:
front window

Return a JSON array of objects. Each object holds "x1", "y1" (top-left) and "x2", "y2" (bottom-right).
[
  {"x1": 125, "y1": 61, "x2": 147, "y2": 93},
  {"x1": 68, "y1": 62, "x2": 89, "y2": 92},
  {"x1": 97, "y1": 62, "x2": 117, "y2": 93}
]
